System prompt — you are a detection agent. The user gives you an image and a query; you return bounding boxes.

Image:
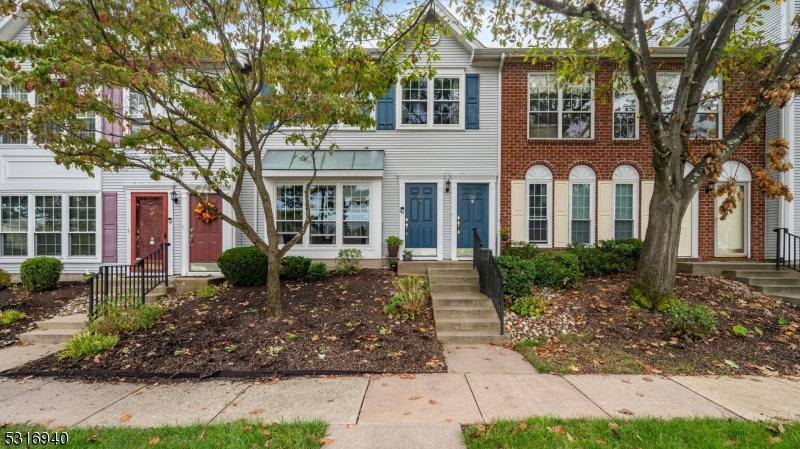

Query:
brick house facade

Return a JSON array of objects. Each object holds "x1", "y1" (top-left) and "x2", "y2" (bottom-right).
[{"x1": 499, "y1": 57, "x2": 766, "y2": 261}]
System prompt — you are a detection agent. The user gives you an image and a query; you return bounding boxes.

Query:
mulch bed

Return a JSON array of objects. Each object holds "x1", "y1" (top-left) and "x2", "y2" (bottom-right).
[
  {"x1": 518, "y1": 272, "x2": 800, "y2": 377},
  {"x1": 0, "y1": 282, "x2": 86, "y2": 347},
  {"x1": 15, "y1": 269, "x2": 446, "y2": 376}
]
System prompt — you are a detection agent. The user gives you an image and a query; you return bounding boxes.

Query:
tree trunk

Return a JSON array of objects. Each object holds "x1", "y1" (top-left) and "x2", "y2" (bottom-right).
[
  {"x1": 264, "y1": 251, "x2": 282, "y2": 318},
  {"x1": 631, "y1": 179, "x2": 689, "y2": 311}
]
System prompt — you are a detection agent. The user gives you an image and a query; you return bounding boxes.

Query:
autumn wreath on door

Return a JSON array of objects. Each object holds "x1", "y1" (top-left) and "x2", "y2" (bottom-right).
[{"x1": 194, "y1": 198, "x2": 219, "y2": 224}]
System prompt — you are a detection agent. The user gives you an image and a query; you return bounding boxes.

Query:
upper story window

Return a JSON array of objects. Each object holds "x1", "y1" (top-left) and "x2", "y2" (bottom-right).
[
  {"x1": 128, "y1": 91, "x2": 150, "y2": 134},
  {"x1": 658, "y1": 73, "x2": 721, "y2": 139},
  {"x1": 1, "y1": 84, "x2": 31, "y2": 144},
  {"x1": 528, "y1": 73, "x2": 593, "y2": 139},
  {"x1": 400, "y1": 75, "x2": 463, "y2": 127},
  {"x1": 613, "y1": 77, "x2": 638, "y2": 139}
]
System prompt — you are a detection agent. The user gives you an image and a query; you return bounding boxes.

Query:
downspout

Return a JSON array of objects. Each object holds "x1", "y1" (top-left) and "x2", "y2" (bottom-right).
[{"x1": 497, "y1": 52, "x2": 505, "y2": 254}]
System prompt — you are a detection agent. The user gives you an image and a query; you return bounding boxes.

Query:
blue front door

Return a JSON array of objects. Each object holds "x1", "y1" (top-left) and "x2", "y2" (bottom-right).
[
  {"x1": 405, "y1": 183, "x2": 437, "y2": 253},
  {"x1": 457, "y1": 183, "x2": 489, "y2": 256}
]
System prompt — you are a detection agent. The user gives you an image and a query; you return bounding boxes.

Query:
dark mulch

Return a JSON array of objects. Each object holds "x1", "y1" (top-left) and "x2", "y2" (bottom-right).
[
  {"x1": 518, "y1": 272, "x2": 800, "y2": 377},
  {"x1": 16, "y1": 269, "x2": 446, "y2": 376},
  {"x1": 0, "y1": 282, "x2": 86, "y2": 346}
]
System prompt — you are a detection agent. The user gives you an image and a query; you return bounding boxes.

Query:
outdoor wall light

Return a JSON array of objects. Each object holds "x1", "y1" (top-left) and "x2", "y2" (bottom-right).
[
  {"x1": 171, "y1": 185, "x2": 180, "y2": 204},
  {"x1": 444, "y1": 175, "x2": 452, "y2": 193},
  {"x1": 705, "y1": 181, "x2": 715, "y2": 194}
]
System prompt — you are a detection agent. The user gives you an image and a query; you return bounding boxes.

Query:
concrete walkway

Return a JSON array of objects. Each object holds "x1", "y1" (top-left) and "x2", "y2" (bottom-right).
[{"x1": 1, "y1": 344, "x2": 800, "y2": 448}]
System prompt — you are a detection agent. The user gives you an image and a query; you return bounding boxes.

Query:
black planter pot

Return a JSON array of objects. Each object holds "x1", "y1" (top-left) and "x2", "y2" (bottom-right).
[{"x1": 402, "y1": 254, "x2": 412, "y2": 261}]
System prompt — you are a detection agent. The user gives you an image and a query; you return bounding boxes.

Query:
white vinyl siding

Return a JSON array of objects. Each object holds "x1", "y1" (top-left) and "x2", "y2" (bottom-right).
[{"x1": 528, "y1": 73, "x2": 593, "y2": 139}]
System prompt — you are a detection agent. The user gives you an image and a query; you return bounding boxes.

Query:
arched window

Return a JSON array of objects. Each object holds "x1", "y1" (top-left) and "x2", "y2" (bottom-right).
[
  {"x1": 716, "y1": 161, "x2": 751, "y2": 256},
  {"x1": 526, "y1": 165, "x2": 552, "y2": 246},
  {"x1": 612, "y1": 165, "x2": 639, "y2": 239},
  {"x1": 569, "y1": 165, "x2": 596, "y2": 244}
]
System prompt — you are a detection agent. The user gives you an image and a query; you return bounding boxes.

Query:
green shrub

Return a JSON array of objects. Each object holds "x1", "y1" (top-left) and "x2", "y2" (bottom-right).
[
  {"x1": 20, "y1": 256, "x2": 63, "y2": 291},
  {"x1": 196, "y1": 285, "x2": 219, "y2": 299},
  {"x1": 58, "y1": 332, "x2": 118, "y2": 360},
  {"x1": 495, "y1": 255, "x2": 536, "y2": 298},
  {"x1": 335, "y1": 248, "x2": 363, "y2": 275},
  {"x1": 566, "y1": 238, "x2": 642, "y2": 277},
  {"x1": 281, "y1": 256, "x2": 311, "y2": 280},
  {"x1": 502, "y1": 241, "x2": 538, "y2": 260},
  {"x1": 307, "y1": 262, "x2": 329, "y2": 281},
  {"x1": 666, "y1": 299, "x2": 717, "y2": 340},
  {"x1": 217, "y1": 246, "x2": 268, "y2": 286},
  {"x1": 0, "y1": 269, "x2": 11, "y2": 290},
  {"x1": 531, "y1": 252, "x2": 581, "y2": 289},
  {"x1": 88, "y1": 303, "x2": 165, "y2": 336},
  {"x1": 383, "y1": 275, "x2": 429, "y2": 320},
  {"x1": 510, "y1": 296, "x2": 548, "y2": 317},
  {"x1": 0, "y1": 309, "x2": 26, "y2": 325}
]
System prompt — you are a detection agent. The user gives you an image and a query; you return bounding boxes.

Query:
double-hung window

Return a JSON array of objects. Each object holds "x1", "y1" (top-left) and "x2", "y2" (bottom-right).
[
  {"x1": 613, "y1": 77, "x2": 638, "y2": 139},
  {"x1": 0, "y1": 194, "x2": 99, "y2": 258},
  {"x1": 528, "y1": 73, "x2": 593, "y2": 139},
  {"x1": 275, "y1": 183, "x2": 371, "y2": 247},
  {"x1": 612, "y1": 165, "x2": 639, "y2": 240},
  {"x1": 658, "y1": 73, "x2": 721, "y2": 139},
  {"x1": 400, "y1": 75, "x2": 463, "y2": 127},
  {"x1": 525, "y1": 165, "x2": 552, "y2": 246},
  {"x1": 1, "y1": 84, "x2": 30, "y2": 144},
  {"x1": 569, "y1": 165, "x2": 596, "y2": 244},
  {"x1": 75, "y1": 111, "x2": 97, "y2": 140},
  {"x1": 128, "y1": 91, "x2": 149, "y2": 134}
]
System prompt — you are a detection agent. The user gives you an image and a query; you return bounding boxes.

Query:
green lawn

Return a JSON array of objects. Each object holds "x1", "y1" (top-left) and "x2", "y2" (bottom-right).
[
  {"x1": 3, "y1": 419, "x2": 327, "y2": 448},
  {"x1": 463, "y1": 417, "x2": 800, "y2": 449}
]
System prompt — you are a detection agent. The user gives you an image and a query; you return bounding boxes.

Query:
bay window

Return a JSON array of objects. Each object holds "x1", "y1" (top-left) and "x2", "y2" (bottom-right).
[
  {"x1": 658, "y1": 73, "x2": 721, "y2": 139},
  {"x1": 400, "y1": 75, "x2": 462, "y2": 127},
  {"x1": 0, "y1": 193, "x2": 99, "y2": 259},
  {"x1": 343, "y1": 185, "x2": 370, "y2": 244},
  {"x1": 528, "y1": 73, "x2": 593, "y2": 139},
  {"x1": 310, "y1": 185, "x2": 336, "y2": 244}
]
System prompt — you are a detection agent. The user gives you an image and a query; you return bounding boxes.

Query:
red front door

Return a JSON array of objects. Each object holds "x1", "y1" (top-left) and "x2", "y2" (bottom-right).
[
  {"x1": 189, "y1": 194, "x2": 223, "y2": 271},
  {"x1": 132, "y1": 193, "x2": 168, "y2": 265}
]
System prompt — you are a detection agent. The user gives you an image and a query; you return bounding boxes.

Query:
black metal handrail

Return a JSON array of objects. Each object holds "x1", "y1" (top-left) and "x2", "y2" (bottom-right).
[
  {"x1": 774, "y1": 228, "x2": 799, "y2": 273},
  {"x1": 86, "y1": 242, "x2": 171, "y2": 317},
  {"x1": 473, "y1": 227, "x2": 506, "y2": 335}
]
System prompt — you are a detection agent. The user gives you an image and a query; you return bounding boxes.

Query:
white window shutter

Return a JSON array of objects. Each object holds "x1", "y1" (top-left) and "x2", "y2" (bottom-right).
[
  {"x1": 553, "y1": 181, "x2": 569, "y2": 247},
  {"x1": 641, "y1": 181, "x2": 654, "y2": 239},
  {"x1": 597, "y1": 181, "x2": 612, "y2": 241},
  {"x1": 510, "y1": 180, "x2": 526, "y2": 242}
]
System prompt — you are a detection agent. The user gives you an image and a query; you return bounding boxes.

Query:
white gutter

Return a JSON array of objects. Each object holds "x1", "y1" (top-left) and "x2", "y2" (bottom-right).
[{"x1": 496, "y1": 52, "x2": 505, "y2": 253}]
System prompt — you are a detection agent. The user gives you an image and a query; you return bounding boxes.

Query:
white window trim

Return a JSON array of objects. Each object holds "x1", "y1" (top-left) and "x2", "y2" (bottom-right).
[
  {"x1": 268, "y1": 179, "x2": 381, "y2": 258},
  {"x1": 0, "y1": 85, "x2": 35, "y2": 146},
  {"x1": 525, "y1": 165, "x2": 553, "y2": 248},
  {"x1": 714, "y1": 161, "x2": 751, "y2": 257},
  {"x1": 123, "y1": 89, "x2": 166, "y2": 135},
  {"x1": 612, "y1": 165, "x2": 639, "y2": 239},
  {"x1": 527, "y1": 72, "x2": 595, "y2": 140},
  {"x1": 0, "y1": 192, "x2": 102, "y2": 262},
  {"x1": 568, "y1": 165, "x2": 596, "y2": 245},
  {"x1": 612, "y1": 76, "x2": 639, "y2": 140},
  {"x1": 658, "y1": 72, "x2": 723, "y2": 139},
  {"x1": 396, "y1": 70, "x2": 465, "y2": 130}
]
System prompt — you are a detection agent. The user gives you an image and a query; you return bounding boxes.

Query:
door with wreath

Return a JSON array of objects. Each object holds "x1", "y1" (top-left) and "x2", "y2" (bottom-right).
[{"x1": 189, "y1": 194, "x2": 223, "y2": 272}]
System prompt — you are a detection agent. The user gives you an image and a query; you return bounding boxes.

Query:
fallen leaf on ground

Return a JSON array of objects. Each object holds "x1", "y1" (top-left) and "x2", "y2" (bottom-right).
[
  {"x1": 566, "y1": 432, "x2": 574, "y2": 441},
  {"x1": 621, "y1": 379, "x2": 631, "y2": 384},
  {"x1": 249, "y1": 409, "x2": 264, "y2": 415},
  {"x1": 596, "y1": 438, "x2": 607, "y2": 445},
  {"x1": 724, "y1": 439, "x2": 737, "y2": 446},
  {"x1": 409, "y1": 395, "x2": 421, "y2": 400},
  {"x1": 518, "y1": 422, "x2": 528, "y2": 430},
  {"x1": 398, "y1": 373, "x2": 416, "y2": 379},
  {"x1": 403, "y1": 411, "x2": 411, "y2": 415},
  {"x1": 86, "y1": 435, "x2": 98, "y2": 442},
  {"x1": 546, "y1": 425, "x2": 566, "y2": 435},
  {"x1": 569, "y1": 365, "x2": 579, "y2": 372},
  {"x1": 445, "y1": 419, "x2": 452, "y2": 422},
  {"x1": 429, "y1": 399, "x2": 437, "y2": 405},
  {"x1": 636, "y1": 391, "x2": 644, "y2": 397},
  {"x1": 643, "y1": 377, "x2": 653, "y2": 382},
  {"x1": 148, "y1": 436, "x2": 160, "y2": 445},
  {"x1": 608, "y1": 422, "x2": 618, "y2": 430},
  {"x1": 319, "y1": 438, "x2": 333, "y2": 445},
  {"x1": 769, "y1": 437, "x2": 782, "y2": 444},
  {"x1": 119, "y1": 414, "x2": 132, "y2": 422},
  {"x1": 618, "y1": 408, "x2": 634, "y2": 415}
]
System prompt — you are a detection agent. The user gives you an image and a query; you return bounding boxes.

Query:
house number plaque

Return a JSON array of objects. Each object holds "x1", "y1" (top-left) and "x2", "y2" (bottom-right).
[{"x1": 150, "y1": 237, "x2": 155, "y2": 245}]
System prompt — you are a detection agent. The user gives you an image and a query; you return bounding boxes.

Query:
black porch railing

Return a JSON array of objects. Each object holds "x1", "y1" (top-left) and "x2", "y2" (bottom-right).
[
  {"x1": 472, "y1": 227, "x2": 506, "y2": 335},
  {"x1": 85, "y1": 242, "x2": 171, "y2": 317},
  {"x1": 774, "y1": 228, "x2": 799, "y2": 273}
]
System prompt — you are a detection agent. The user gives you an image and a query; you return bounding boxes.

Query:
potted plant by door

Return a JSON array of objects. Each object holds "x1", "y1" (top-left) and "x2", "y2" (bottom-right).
[
  {"x1": 402, "y1": 249, "x2": 413, "y2": 261},
  {"x1": 385, "y1": 236, "x2": 404, "y2": 258},
  {"x1": 499, "y1": 227, "x2": 510, "y2": 242}
]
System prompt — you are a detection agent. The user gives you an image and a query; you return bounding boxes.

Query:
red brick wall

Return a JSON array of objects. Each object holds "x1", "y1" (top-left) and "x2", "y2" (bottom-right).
[{"x1": 500, "y1": 60, "x2": 766, "y2": 261}]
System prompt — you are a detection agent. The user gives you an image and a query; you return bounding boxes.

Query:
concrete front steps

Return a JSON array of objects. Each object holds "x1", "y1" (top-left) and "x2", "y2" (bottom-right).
[
  {"x1": 679, "y1": 261, "x2": 800, "y2": 307},
  {"x1": 426, "y1": 266, "x2": 508, "y2": 345},
  {"x1": 18, "y1": 314, "x2": 88, "y2": 345}
]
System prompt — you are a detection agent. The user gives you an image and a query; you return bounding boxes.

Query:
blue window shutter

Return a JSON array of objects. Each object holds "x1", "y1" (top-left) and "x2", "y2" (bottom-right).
[
  {"x1": 465, "y1": 74, "x2": 479, "y2": 129},
  {"x1": 376, "y1": 86, "x2": 396, "y2": 130}
]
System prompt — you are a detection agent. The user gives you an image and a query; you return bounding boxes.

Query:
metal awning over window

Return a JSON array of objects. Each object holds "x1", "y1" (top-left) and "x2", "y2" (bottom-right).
[{"x1": 262, "y1": 150, "x2": 384, "y2": 177}]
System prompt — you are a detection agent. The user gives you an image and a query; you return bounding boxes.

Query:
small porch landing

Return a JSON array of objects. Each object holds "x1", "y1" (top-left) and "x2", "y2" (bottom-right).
[{"x1": 678, "y1": 262, "x2": 800, "y2": 307}]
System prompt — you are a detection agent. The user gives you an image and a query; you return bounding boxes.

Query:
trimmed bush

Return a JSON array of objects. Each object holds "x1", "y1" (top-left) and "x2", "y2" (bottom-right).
[
  {"x1": 58, "y1": 332, "x2": 118, "y2": 360},
  {"x1": 502, "y1": 241, "x2": 538, "y2": 260},
  {"x1": 0, "y1": 269, "x2": 11, "y2": 290},
  {"x1": 666, "y1": 299, "x2": 716, "y2": 340},
  {"x1": 20, "y1": 256, "x2": 63, "y2": 291},
  {"x1": 496, "y1": 255, "x2": 536, "y2": 299},
  {"x1": 566, "y1": 238, "x2": 642, "y2": 277},
  {"x1": 335, "y1": 248, "x2": 363, "y2": 275},
  {"x1": 531, "y1": 252, "x2": 581, "y2": 289},
  {"x1": 281, "y1": 256, "x2": 311, "y2": 280},
  {"x1": 308, "y1": 262, "x2": 329, "y2": 281},
  {"x1": 88, "y1": 303, "x2": 165, "y2": 336},
  {"x1": 217, "y1": 246, "x2": 268, "y2": 286}
]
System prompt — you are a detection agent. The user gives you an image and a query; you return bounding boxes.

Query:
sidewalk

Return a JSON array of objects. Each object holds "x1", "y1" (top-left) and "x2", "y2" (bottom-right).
[{"x1": 1, "y1": 344, "x2": 799, "y2": 448}]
